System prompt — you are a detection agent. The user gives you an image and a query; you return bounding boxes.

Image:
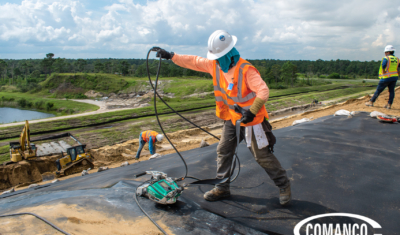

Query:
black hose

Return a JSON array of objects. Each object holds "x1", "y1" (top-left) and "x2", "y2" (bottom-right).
[
  {"x1": 148, "y1": 51, "x2": 189, "y2": 180},
  {"x1": 134, "y1": 181, "x2": 168, "y2": 235},
  {"x1": 145, "y1": 48, "x2": 241, "y2": 182},
  {"x1": 0, "y1": 212, "x2": 70, "y2": 235},
  {"x1": 135, "y1": 48, "x2": 243, "y2": 235}
]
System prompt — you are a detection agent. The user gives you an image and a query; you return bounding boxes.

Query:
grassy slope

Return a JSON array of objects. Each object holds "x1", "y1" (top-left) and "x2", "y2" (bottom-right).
[{"x1": 41, "y1": 73, "x2": 133, "y2": 96}]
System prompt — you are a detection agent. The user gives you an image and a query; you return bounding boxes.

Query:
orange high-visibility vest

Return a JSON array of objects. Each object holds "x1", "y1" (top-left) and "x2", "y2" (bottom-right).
[
  {"x1": 142, "y1": 131, "x2": 158, "y2": 143},
  {"x1": 212, "y1": 58, "x2": 269, "y2": 126}
]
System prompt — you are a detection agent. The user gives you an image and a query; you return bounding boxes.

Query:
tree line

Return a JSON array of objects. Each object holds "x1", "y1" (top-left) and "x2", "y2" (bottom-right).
[{"x1": 0, "y1": 53, "x2": 382, "y2": 87}]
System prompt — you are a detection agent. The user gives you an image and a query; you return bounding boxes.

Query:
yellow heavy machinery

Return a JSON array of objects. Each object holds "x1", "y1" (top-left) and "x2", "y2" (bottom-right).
[
  {"x1": 9, "y1": 120, "x2": 37, "y2": 163},
  {"x1": 55, "y1": 144, "x2": 94, "y2": 176}
]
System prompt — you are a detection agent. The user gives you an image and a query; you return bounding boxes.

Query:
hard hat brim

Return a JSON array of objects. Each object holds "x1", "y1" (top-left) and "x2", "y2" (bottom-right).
[{"x1": 207, "y1": 35, "x2": 237, "y2": 60}]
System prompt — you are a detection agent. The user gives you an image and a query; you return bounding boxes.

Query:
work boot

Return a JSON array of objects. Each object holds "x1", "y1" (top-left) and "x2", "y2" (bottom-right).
[
  {"x1": 204, "y1": 187, "x2": 230, "y2": 201},
  {"x1": 365, "y1": 101, "x2": 374, "y2": 107},
  {"x1": 384, "y1": 104, "x2": 392, "y2": 109},
  {"x1": 279, "y1": 186, "x2": 291, "y2": 206}
]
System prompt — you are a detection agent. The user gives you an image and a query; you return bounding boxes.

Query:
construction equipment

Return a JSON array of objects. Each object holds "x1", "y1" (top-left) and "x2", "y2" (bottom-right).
[
  {"x1": 55, "y1": 144, "x2": 94, "y2": 176},
  {"x1": 9, "y1": 120, "x2": 37, "y2": 163},
  {"x1": 136, "y1": 171, "x2": 183, "y2": 205}
]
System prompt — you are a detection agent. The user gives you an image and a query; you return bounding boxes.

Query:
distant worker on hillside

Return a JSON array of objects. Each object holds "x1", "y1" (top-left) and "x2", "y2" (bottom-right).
[
  {"x1": 135, "y1": 130, "x2": 164, "y2": 159},
  {"x1": 365, "y1": 45, "x2": 399, "y2": 109},
  {"x1": 155, "y1": 30, "x2": 291, "y2": 205}
]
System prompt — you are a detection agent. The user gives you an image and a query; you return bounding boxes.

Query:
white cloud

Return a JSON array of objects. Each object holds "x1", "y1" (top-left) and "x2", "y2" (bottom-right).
[{"x1": 0, "y1": 0, "x2": 399, "y2": 60}]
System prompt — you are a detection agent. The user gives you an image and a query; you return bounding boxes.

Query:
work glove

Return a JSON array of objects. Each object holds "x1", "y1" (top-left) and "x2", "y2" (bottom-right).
[
  {"x1": 156, "y1": 49, "x2": 174, "y2": 60},
  {"x1": 241, "y1": 109, "x2": 256, "y2": 124}
]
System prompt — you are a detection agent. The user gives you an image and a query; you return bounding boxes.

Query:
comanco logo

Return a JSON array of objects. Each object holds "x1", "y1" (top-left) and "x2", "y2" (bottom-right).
[{"x1": 294, "y1": 213, "x2": 382, "y2": 235}]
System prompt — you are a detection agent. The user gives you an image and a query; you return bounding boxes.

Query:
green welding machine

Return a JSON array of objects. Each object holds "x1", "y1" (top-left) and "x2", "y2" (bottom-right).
[{"x1": 136, "y1": 171, "x2": 183, "y2": 204}]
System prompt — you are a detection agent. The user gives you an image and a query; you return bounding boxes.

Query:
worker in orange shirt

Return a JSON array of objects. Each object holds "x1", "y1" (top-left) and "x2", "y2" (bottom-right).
[
  {"x1": 155, "y1": 30, "x2": 291, "y2": 205},
  {"x1": 135, "y1": 130, "x2": 164, "y2": 159}
]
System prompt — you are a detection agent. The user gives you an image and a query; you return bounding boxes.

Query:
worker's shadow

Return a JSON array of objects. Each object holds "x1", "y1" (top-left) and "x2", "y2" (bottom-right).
[{"x1": 192, "y1": 185, "x2": 358, "y2": 226}]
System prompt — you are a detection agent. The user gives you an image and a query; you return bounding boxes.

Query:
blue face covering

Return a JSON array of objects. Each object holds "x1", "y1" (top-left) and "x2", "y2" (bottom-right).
[{"x1": 217, "y1": 47, "x2": 240, "y2": 73}]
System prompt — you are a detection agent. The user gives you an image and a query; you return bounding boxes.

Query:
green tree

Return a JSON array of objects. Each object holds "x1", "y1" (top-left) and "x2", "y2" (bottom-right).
[
  {"x1": 281, "y1": 62, "x2": 298, "y2": 87},
  {"x1": 104, "y1": 61, "x2": 112, "y2": 73},
  {"x1": 74, "y1": 59, "x2": 87, "y2": 72},
  {"x1": 41, "y1": 53, "x2": 55, "y2": 74},
  {"x1": 20, "y1": 62, "x2": 28, "y2": 80},
  {"x1": 13, "y1": 67, "x2": 22, "y2": 77},
  {"x1": 271, "y1": 64, "x2": 281, "y2": 83},
  {"x1": 119, "y1": 61, "x2": 129, "y2": 75},
  {"x1": 94, "y1": 61, "x2": 105, "y2": 73},
  {"x1": 0, "y1": 60, "x2": 7, "y2": 82},
  {"x1": 328, "y1": 72, "x2": 340, "y2": 78},
  {"x1": 46, "y1": 102, "x2": 54, "y2": 111},
  {"x1": 53, "y1": 58, "x2": 66, "y2": 73},
  {"x1": 30, "y1": 70, "x2": 41, "y2": 78},
  {"x1": 17, "y1": 98, "x2": 27, "y2": 108}
]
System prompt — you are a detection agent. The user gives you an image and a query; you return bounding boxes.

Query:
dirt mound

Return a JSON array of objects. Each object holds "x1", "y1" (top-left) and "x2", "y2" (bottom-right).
[
  {"x1": 0, "y1": 155, "x2": 59, "y2": 191},
  {"x1": 90, "y1": 127, "x2": 215, "y2": 163},
  {"x1": 90, "y1": 139, "x2": 140, "y2": 162},
  {"x1": 85, "y1": 90, "x2": 104, "y2": 98}
]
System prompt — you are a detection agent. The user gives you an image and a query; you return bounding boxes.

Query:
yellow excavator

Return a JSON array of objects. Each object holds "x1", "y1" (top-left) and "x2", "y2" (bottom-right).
[{"x1": 9, "y1": 120, "x2": 37, "y2": 163}]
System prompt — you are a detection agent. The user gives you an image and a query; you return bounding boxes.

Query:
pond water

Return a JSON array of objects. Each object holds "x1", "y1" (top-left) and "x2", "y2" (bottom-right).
[{"x1": 0, "y1": 107, "x2": 55, "y2": 124}]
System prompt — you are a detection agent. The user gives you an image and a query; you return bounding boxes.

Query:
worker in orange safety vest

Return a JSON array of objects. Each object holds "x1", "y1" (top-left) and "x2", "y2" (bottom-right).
[
  {"x1": 155, "y1": 30, "x2": 291, "y2": 205},
  {"x1": 135, "y1": 130, "x2": 164, "y2": 159}
]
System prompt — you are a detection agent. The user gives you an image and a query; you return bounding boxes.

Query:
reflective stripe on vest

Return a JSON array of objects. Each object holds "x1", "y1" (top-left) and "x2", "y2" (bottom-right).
[
  {"x1": 214, "y1": 63, "x2": 256, "y2": 104},
  {"x1": 212, "y1": 58, "x2": 269, "y2": 126},
  {"x1": 142, "y1": 131, "x2": 157, "y2": 143},
  {"x1": 379, "y1": 55, "x2": 399, "y2": 79}
]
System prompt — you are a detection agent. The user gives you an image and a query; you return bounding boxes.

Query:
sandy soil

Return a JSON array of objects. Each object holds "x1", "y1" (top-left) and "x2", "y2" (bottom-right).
[{"x1": 0, "y1": 203, "x2": 172, "y2": 235}]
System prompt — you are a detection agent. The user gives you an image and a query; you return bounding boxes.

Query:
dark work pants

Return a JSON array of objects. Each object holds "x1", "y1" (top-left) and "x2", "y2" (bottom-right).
[
  {"x1": 215, "y1": 120, "x2": 290, "y2": 191},
  {"x1": 371, "y1": 77, "x2": 398, "y2": 104}
]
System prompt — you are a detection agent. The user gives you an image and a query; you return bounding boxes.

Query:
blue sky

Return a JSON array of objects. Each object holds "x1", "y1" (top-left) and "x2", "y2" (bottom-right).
[{"x1": 0, "y1": 0, "x2": 399, "y2": 61}]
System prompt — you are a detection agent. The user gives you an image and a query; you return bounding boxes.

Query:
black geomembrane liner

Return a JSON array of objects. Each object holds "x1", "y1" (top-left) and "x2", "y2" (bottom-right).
[{"x1": 1, "y1": 113, "x2": 399, "y2": 235}]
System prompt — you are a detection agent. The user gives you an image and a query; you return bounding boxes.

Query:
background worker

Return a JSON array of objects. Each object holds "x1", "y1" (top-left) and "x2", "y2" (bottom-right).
[
  {"x1": 135, "y1": 130, "x2": 164, "y2": 159},
  {"x1": 366, "y1": 45, "x2": 399, "y2": 109},
  {"x1": 155, "y1": 30, "x2": 291, "y2": 205}
]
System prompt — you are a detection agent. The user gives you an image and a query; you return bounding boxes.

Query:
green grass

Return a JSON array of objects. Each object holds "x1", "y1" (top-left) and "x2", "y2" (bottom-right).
[
  {"x1": 0, "y1": 145, "x2": 9, "y2": 163},
  {"x1": 0, "y1": 91, "x2": 99, "y2": 115},
  {"x1": 40, "y1": 73, "x2": 131, "y2": 96}
]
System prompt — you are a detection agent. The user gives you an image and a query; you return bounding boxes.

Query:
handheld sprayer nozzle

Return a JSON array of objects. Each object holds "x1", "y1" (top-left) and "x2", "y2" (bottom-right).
[{"x1": 151, "y1": 47, "x2": 161, "y2": 52}]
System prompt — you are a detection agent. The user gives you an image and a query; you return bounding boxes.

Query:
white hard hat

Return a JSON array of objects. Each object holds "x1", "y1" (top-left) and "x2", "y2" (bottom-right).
[
  {"x1": 156, "y1": 134, "x2": 164, "y2": 142},
  {"x1": 207, "y1": 30, "x2": 237, "y2": 60},
  {"x1": 384, "y1": 45, "x2": 395, "y2": 52}
]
